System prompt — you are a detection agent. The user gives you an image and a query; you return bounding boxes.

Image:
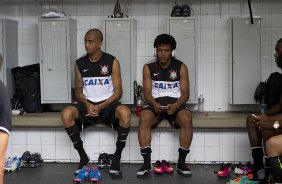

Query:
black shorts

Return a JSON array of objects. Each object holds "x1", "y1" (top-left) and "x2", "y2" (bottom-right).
[
  {"x1": 71, "y1": 100, "x2": 121, "y2": 131},
  {"x1": 143, "y1": 104, "x2": 190, "y2": 129}
]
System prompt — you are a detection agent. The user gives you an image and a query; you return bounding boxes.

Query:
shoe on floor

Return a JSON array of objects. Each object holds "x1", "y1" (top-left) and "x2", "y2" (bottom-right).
[
  {"x1": 217, "y1": 163, "x2": 231, "y2": 177},
  {"x1": 109, "y1": 169, "x2": 122, "y2": 179},
  {"x1": 153, "y1": 160, "x2": 164, "y2": 174},
  {"x1": 161, "y1": 160, "x2": 174, "y2": 174},
  {"x1": 136, "y1": 164, "x2": 152, "y2": 178},
  {"x1": 74, "y1": 166, "x2": 89, "y2": 183},
  {"x1": 176, "y1": 164, "x2": 192, "y2": 177},
  {"x1": 89, "y1": 166, "x2": 102, "y2": 182}
]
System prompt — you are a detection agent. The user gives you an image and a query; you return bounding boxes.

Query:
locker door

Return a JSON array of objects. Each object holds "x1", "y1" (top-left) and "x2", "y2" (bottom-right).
[
  {"x1": 41, "y1": 21, "x2": 69, "y2": 102},
  {"x1": 232, "y1": 18, "x2": 261, "y2": 104},
  {"x1": 169, "y1": 19, "x2": 197, "y2": 102},
  {"x1": 105, "y1": 20, "x2": 131, "y2": 103},
  {"x1": 0, "y1": 21, "x2": 3, "y2": 83}
]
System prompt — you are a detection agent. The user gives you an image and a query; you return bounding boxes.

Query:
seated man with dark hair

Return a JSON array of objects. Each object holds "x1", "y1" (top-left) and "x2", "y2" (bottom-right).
[
  {"x1": 247, "y1": 38, "x2": 282, "y2": 181},
  {"x1": 136, "y1": 34, "x2": 193, "y2": 178}
]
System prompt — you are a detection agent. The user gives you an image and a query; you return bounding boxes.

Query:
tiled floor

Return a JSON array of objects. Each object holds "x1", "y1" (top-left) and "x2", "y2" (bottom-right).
[{"x1": 4, "y1": 163, "x2": 239, "y2": 184}]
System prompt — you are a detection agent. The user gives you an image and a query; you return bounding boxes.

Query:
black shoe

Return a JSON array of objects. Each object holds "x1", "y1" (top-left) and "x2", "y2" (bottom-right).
[
  {"x1": 109, "y1": 155, "x2": 122, "y2": 179},
  {"x1": 98, "y1": 152, "x2": 110, "y2": 169},
  {"x1": 182, "y1": 4, "x2": 191, "y2": 16},
  {"x1": 176, "y1": 164, "x2": 192, "y2": 177},
  {"x1": 29, "y1": 153, "x2": 41, "y2": 168},
  {"x1": 171, "y1": 2, "x2": 182, "y2": 17},
  {"x1": 21, "y1": 151, "x2": 31, "y2": 167},
  {"x1": 136, "y1": 164, "x2": 152, "y2": 178},
  {"x1": 109, "y1": 170, "x2": 123, "y2": 179}
]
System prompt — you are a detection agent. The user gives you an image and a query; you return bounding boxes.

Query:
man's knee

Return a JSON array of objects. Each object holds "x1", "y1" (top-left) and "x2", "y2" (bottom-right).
[
  {"x1": 139, "y1": 111, "x2": 154, "y2": 129},
  {"x1": 177, "y1": 110, "x2": 192, "y2": 129},
  {"x1": 61, "y1": 106, "x2": 77, "y2": 126},
  {"x1": 266, "y1": 137, "x2": 277, "y2": 152},
  {"x1": 116, "y1": 105, "x2": 131, "y2": 127}
]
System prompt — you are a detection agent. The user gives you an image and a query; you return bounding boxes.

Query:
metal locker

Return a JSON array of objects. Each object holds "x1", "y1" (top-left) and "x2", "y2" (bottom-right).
[
  {"x1": 168, "y1": 17, "x2": 198, "y2": 103},
  {"x1": 0, "y1": 19, "x2": 18, "y2": 98},
  {"x1": 39, "y1": 18, "x2": 76, "y2": 103},
  {"x1": 229, "y1": 17, "x2": 261, "y2": 104},
  {"x1": 104, "y1": 18, "x2": 137, "y2": 104}
]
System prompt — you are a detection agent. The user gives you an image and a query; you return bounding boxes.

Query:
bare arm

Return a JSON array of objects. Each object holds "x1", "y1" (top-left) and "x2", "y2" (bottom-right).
[
  {"x1": 0, "y1": 132, "x2": 9, "y2": 184},
  {"x1": 143, "y1": 64, "x2": 162, "y2": 113},
  {"x1": 167, "y1": 64, "x2": 189, "y2": 114},
  {"x1": 74, "y1": 63, "x2": 89, "y2": 106}
]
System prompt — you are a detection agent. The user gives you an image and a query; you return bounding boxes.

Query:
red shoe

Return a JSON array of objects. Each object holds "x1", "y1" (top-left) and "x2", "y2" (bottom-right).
[
  {"x1": 161, "y1": 160, "x2": 174, "y2": 174},
  {"x1": 217, "y1": 163, "x2": 231, "y2": 178},
  {"x1": 153, "y1": 160, "x2": 164, "y2": 174}
]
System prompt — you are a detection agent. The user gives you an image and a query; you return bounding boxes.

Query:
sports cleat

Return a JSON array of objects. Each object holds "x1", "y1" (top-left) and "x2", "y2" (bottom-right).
[
  {"x1": 227, "y1": 175, "x2": 260, "y2": 184},
  {"x1": 153, "y1": 160, "x2": 164, "y2": 174},
  {"x1": 161, "y1": 160, "x2": 174, "y2": 174},
  {"x1": 171, "y1": 2, "x2": 182, "y2": 17},
  {"x1": 216, "y1": 163, "x2": 231, "y2": 177},
  {"x1": 89, "y1": 167, "x2": 102, "y2": 183},
  {"x1": 21, "y1": 151, "x2": 31, "y2": 167},
  {"x1": 234, "y1": 163, "x2": 253, "y2": 175},
  {"x1": 181, "y1": 4, "x2": 191, "y2": 17},
  {"x1": 176, "y1": 164, "x2": 192, "y2": 177},
  {"x1": 4, "y1": 156, "x2": 22, "y2": 172},
  {"x1": 98, "y1": 152, "x2": 110, "y2": 169},
  {"x1": 75, "y1": 155, "x2": 90, "y2": 175},
  {"x1": 109, "y1": 169, "x2": 122, "y2": 179},
  {"x1": 136, "y1": 164, "x2": 152, "y2": 178},
  {"x1": 74, "y1": 166, "x2": 89, "y2": 183},
  {"x1": 29, "y1": 152, "x2": 44, "y2": 168}
]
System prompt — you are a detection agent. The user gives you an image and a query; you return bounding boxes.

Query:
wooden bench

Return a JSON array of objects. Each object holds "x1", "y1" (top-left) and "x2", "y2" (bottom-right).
[{"x1": 12, "y1": 112, "x2": 249, "y2": 129}]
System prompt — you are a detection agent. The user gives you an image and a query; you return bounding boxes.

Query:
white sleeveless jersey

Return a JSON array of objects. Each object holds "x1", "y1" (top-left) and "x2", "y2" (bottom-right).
[
  {"x1": 147, "y1": 58, "x2": 182, "y2": 99},
  {"x1": 76, "y1": 52, "x2": 115, "y2": 102}
]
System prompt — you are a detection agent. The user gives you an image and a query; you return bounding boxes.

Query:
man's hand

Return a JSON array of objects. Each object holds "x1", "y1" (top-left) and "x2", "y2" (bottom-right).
[
  {"x1": 152, "y1": 102, "x2": 164, "y2": 113},
  {"x1": 166, "y1": 103, "x2": 178, "y2": 115},
  {"x1": 253, "y1": 113, "x2": 269, "y2": 122},
  {"x1": 257, "y1": 120, "x2": 274, "y2": 130},
  {"x1": 85, "y1": 103, "x2": 99, "y2": 117}
]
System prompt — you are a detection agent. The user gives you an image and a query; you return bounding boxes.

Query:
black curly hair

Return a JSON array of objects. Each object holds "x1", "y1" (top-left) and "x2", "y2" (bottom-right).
[{"x1": 153, "y1": 34, "x2": 176, "y2": 50}]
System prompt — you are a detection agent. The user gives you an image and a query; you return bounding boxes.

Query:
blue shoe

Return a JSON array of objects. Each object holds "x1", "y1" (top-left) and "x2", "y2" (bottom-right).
[
  {"x1": 89, "y1": 167, "x2": 102, "y2": 182},
  {"x1": 4, "y1": 156, "x2": 22, "y2": 172},
  {"x1": 74, "y1": 166, "x2": 89, "y2": 183}
]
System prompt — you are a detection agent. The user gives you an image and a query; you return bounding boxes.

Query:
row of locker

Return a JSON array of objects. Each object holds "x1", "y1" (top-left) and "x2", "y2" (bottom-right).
[{"x1": 0, "y1": 17, "x2": 261, "y2": 105}]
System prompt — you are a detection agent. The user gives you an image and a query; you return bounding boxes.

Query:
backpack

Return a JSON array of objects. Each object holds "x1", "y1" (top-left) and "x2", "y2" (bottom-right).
[
  {"x1": 264, "y1": 72, "x2": 282, "y2": 110},
  {"x1": 11, "y1": 64, "x2": 43, "y2": 113}
]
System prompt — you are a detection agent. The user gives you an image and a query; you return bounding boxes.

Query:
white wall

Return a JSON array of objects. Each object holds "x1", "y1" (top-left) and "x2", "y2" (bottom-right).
[{"x1": 3, "y1": 0, "x2": 282, "y2": 163}]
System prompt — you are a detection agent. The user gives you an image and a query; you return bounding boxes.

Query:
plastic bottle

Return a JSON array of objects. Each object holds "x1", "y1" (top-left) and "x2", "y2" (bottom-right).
[
  {"x1": 136, "y1": 96, "x2": 143, "y2": 116},
  {"x1": 198, "y1": 94, "x2": 204, "y2": 113}
]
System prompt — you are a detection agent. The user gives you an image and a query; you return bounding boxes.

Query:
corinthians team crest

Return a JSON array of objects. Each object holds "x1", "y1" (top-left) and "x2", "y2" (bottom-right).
[
  {"x1": 101, "y1": 65, "x2": 109, "y2": 75},
  {"x1": 169, "y1": 70, "x2": 177, "y2": 80}
]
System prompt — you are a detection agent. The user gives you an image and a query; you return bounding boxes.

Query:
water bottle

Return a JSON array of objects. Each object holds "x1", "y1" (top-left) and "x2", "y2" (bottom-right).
[
  {"x1": 198, "y1": 94, "x2": 204, "y2": 113},
  {"x1": 136, "y1": 96, "x2": 143, "y2": 116}
]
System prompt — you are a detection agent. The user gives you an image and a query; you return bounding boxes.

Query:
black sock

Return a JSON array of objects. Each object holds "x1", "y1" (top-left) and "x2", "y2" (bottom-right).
[
  {"x1": 110, "y1": 126, "x2": 130, "y2": 171},
  {"x1": 177, "y1": 147, "x2": 190, "y2": 168},
  {"x1": 252, "y1": 147, "x2": 264, "y2": 170},
  {"x1": 65, "y1": 125, "x2": 89, "y2": 169},
  {"x1": 114, "y1": 126, "x2": 130, "y2": 158},
  {"x1": 269, "y1": 156, "x2": 282, "y2": 183},
  {"x1": 141, "y1": 147, "x2": 152, "y2": 169}
]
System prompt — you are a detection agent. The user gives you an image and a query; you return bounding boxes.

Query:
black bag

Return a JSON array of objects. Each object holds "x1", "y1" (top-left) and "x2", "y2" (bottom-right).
[
  {"x1": 11, "y1": 64, "x2": 43, "y2": 113},
  {"x1": 254, "y1": 81, "x2": 266, "y2": 103}
]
